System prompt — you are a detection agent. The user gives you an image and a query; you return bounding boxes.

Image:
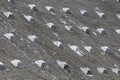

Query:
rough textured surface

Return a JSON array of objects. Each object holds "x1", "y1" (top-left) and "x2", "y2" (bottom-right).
[{"x1": 0, "y1": 0, "x2": 120, "y2": 80}]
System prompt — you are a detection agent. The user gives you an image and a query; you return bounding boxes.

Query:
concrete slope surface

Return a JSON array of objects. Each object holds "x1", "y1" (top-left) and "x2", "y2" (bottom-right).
[{"x1": 0, "y1": 0, "x2": 120, "y2": 80}]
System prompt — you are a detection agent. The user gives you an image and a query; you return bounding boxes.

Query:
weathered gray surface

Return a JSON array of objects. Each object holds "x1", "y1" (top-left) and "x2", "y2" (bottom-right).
[{"x1": 0, "y1": 0, "x2": 120, "y2": 80}]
